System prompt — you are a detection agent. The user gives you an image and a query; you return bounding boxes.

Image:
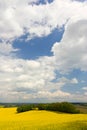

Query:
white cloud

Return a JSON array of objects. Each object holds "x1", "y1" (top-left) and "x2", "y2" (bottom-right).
[
  {"x1": 58, "y1": 77, "x2": 78, "y2": 84},
  {"x1": 0, "y1": 42, "x2": 18, "y2": 55},
  {"x1": 52, "y1": 19, "x2": 87, "y2": 73},
  {"x1": 0, "y1": 56, "x2": 55, "y2": 101},
  {"x1": 84, "y1": 92, "x2": 87, "y2": 96},
  {"x1": 37, "y1": 90, "x2": 70, "y2": 98},
  {"x1": 71, "y1": 78, "x2": 78, "y2": 84},
  {"x1": 82, "y1": 87, "x2": 87, "y2": 90},
  {"x1": 0, "y1": 0, "x2": 87, "y2": 102},
  {"x1": 0, "y1": 0, "x2": 87, "y2": 41},
  {"x1": 65, "y1": 93, "x2": 87, "y2": 102},
  {"x1": 0, "y1": 55, "x2": 78, "y2": 102}
]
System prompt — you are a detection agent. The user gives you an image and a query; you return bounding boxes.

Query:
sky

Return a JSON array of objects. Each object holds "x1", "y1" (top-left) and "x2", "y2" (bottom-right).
[{"x1": 0, "y1": 0, "x2": 87, "y2": 103}]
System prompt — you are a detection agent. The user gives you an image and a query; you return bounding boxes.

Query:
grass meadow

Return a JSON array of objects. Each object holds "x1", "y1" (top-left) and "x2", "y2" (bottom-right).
[{"x1": 0, "y1": 107, "x2": 87, "y2": 130}]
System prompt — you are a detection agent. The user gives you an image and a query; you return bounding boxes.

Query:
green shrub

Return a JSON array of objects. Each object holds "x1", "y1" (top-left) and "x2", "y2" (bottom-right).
[
  {"x1": 45, "y1": 102, "x2": 80, "y2": 114},
  {"x1": 57, "y1": 102, "x2": 80, "y2": 114},
  {"x1": 37, "y1": 104, "x2": 46, "y2": 110},
  {"x1": 17, "y1": 105, "x2": 32, "y2": 113},
  {"x1": 17, "y1": 102, "x2": 80, "y2": 114}
]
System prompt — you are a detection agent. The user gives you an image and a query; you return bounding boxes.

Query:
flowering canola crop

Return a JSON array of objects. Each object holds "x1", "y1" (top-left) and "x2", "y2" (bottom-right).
[{"x1": 0, "y1": 107, "x2": 87, "y2": 130}]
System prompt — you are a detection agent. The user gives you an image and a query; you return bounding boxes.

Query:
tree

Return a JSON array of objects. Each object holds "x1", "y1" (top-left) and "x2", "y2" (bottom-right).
[{"x1": 17, "y1": 105, "x2": 32, "y2": 113}]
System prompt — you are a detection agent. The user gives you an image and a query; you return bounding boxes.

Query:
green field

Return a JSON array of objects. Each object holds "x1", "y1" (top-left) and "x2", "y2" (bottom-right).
[
  {"x1": 75, "y1": 105, "x2": 87, "y2": 114},
  {"x1": 0, "y1": 107, "x2": 87, "y2": 130}
]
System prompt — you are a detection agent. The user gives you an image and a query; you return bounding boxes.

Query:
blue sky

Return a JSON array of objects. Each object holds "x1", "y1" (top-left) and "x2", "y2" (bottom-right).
[
  {"x1": 13, "y1": 27, "x2": 64, "y2": 59},
  {"x1": 0, "y1": 0, "x2": 87, "y2": 103}
]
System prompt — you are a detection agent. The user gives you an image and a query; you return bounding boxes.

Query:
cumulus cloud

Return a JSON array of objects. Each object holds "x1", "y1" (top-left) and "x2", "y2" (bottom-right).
[
  {"x1": 82, "y1": 87, "x2": 87, "y2": 90},
  {"x1": 0, "y1": 0, "x2": 87, "y2": 102},
  {"x1": 0, "y1": 56, "x2": 54, "y2": 102},
  {"x1": 37, "y1": 90, "x2": 70, "y2": 99},
  {"x1": 52, "y1": 19, "x2": 87, "y2": 73},
  {"x1": 0, "y1": 54, "x2": 79, "y2": 102},
  {"x1": 0, "y1": 0, "x2": 87, "y2": 41},
  {"x1": 58, "y1": 77, "x2": 78, "y2": 84},
  {"x1": 65, "y1": 93, "x2": 87, "y2": 102},
  {"x1": 0, "y1": 42, "x2": 18, "y2": 55}
]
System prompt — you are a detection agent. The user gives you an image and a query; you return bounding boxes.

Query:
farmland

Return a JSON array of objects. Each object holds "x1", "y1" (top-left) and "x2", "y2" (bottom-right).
[{"x1": 0, "y1": 107, "x2": 87, "y2": 130}]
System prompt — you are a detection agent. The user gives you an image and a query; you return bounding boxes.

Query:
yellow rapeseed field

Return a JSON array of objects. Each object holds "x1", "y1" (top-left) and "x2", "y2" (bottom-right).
[{"x1": 0, "y1": 107, "x2": 87, "y2": 130}]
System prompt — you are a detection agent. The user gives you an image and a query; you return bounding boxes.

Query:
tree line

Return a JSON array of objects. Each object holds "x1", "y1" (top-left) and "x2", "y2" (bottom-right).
[{"x1": 17, "y1": 102, "x2": 80, "y2": 114}]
